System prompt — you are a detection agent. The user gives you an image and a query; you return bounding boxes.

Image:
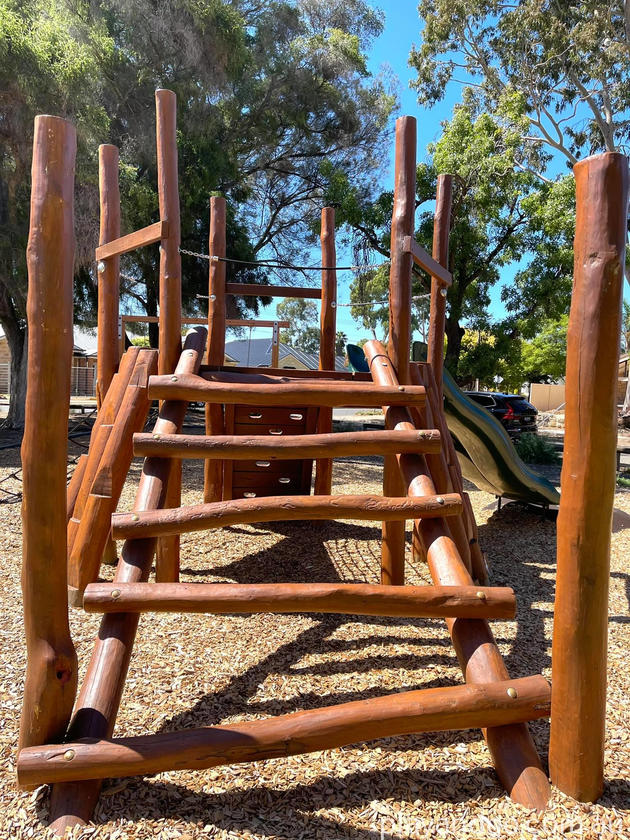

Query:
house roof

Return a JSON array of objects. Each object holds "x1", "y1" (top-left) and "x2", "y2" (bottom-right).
[
  {"x1": 0, "y1": 325, "x2": 99, "y2": 357},
  {"x1": 224, "y1": 338, "x2": 346, "y2": 371}
]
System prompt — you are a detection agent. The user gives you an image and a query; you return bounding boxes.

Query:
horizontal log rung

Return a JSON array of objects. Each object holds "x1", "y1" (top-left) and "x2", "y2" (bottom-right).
[
  {"x1": 17, "y1": 675, "x2": 551, "y2": 787},
  {"x1": 112, "y1": 493, "x2": 463, "y2": 539},
  {"x1": 148, "y1": 373, "x2": 426, "y2": 408},
  {"x1": 96, "y1": 220, "x2": 168, "y2": 261},
  {"x1": 133, "y1": 428, "x2": 443, "y2": 460},
  {"x1": 402, "y1": 236, "x2": 452, "y2": 287},
  {"x1": 83, "y1": 581, "x2": 516, "y2": 618}
]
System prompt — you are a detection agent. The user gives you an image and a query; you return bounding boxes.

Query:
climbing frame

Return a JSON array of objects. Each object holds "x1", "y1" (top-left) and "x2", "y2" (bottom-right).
[{"x1": 17, "y1": 89, "x2": 628, "y2": 833}]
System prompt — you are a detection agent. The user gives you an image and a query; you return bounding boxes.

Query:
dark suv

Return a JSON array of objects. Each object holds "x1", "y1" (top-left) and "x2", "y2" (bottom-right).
[{"x1": 464, "y1": 391, "x2": 538, "y2": 436}]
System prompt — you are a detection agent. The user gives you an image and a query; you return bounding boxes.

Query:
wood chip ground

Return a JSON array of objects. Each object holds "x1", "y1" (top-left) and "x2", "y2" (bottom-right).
[{"x1": 1, "y1": 444, "x2": 629, "y2": 839}]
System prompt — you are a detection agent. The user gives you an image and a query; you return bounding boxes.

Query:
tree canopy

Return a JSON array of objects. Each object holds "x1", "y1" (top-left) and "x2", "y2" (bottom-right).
[{"x1": 0, "y1": 0, "x2": 395, "y2": 425}]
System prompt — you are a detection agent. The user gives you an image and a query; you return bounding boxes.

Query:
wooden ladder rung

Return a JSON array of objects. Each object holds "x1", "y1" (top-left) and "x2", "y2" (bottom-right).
[
  {"x1": 82, "y1": 581, "x2": 516, "y2": 618},
  {"x1": 112, "y1": 493, "x2": 463, "y2": 539},
  {"x1": 17, "y1": 675, "x2": 550, "y2": 787},
  {"x1": 147, "y1": 373, "x2": 426, "y2": 408},
  {"x1": 133, "y1": 428, "x2": 442, "y2": 460}
]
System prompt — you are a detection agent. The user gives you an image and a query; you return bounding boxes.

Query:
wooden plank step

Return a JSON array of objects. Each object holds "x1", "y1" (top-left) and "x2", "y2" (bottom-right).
[
  {"x1": 148, "y1": 373, "x2": 426, "y2": 407},
  {"x1": 17, "y1": 675, "x2": 551, "y2": 787},
  {"x1": 201, "y1": 365, "x2": 372, "y2": 381},
  {"x1": 82, "y1": 581, "x2": 516, "y2": 618},
  {"x1": 95, "y1": 220, "x2": 167, "y2": 261},
  {"x1": 133, "y1": 428, "x2": 442, "y2": 460},
  {"x1": 112, "y1": 493, "x2": 463, "y2": 539}
]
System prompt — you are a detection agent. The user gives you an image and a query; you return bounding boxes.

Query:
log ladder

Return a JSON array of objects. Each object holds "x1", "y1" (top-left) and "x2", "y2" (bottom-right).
[{"x1": 20, "y1": 89, "x2": 627, "y2": 832}]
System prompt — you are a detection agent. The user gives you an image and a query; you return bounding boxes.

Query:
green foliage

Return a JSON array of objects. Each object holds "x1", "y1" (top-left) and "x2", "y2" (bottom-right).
[
  {"x1": 514, "y1": 433, "x2": 559, "y2": 465},
  {"x1": 341, "y1": 101, "x2": 575, "y2": 374},
  {"x1": 410, "y1": 1, "x2": 630, "y2": 166},
  {"x1": 0, "y1": 0, "x2": 395, "y2": 425},
  {"x1": 277, "y1": 298, "x2": 320, "y2": 354},
  {"x1": 335, "y1": 331, "x2": 348, "y2": 357}
]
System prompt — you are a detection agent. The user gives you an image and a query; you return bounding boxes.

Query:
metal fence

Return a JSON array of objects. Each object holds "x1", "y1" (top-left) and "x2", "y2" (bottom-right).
[{"x1": 0, "y1": 363, "x2": 96, "y2": 397}]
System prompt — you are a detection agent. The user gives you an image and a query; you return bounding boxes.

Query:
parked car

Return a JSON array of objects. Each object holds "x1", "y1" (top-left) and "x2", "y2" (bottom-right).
[{"x1": 464, "y1": 391, "x2": 538, "y2": 436}]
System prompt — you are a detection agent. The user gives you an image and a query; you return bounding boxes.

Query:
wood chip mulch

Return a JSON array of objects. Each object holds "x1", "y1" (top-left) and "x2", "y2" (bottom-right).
[{"x1": 1, "y1": 447, "x2": 629, "y2": 839}]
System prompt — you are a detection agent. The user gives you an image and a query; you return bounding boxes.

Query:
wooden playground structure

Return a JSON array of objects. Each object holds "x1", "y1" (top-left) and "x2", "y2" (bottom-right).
[{"x1": 16, "y1": 90, "x2": 628, "y2": 833}]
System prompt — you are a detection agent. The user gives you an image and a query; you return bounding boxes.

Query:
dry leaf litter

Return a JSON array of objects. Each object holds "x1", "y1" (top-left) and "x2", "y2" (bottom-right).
[{"x1": 1, "y1": 434, "x2": 628, "y2": 839}]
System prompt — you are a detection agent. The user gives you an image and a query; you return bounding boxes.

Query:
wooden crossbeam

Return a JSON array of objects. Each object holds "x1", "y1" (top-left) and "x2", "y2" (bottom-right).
[
  {"x1": 18, "y1": 676, "x2": 550, "y2": 787},
  {"x1": 83, "y1": 582, "x2": 516, "y2": 619},
  {"x1": 95, "y1": 220, "x2": 167, "y2": 262},
  {"x1": 148, "y1": 374, "x2": 426, "y2": 408},
  {"x1": 120, "y1": 315, "x2": 290, "y2": 329},
  {"x1": 112, "y1": 493, "x2": 463, "y2": 539},
  {"x1": 226, "y1": 282, "x2": 322, "y2": 299},
  {"x1": 201, "y1": 366, "x2": 372, "y2": 381},
  {"x1": 402, "y1": 235, "x2": 452, "y2": 287},
  {"x1": 133, "y1": 429, "x2": 442, "y2": 460}
]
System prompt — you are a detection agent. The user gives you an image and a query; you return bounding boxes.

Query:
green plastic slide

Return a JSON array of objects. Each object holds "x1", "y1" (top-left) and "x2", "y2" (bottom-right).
[
  {"x1": 442, "y1": 367, "x2": 559, "y2": 505},
  {"x1": 346, "y1": 344, "x2": 559, "y2": 506}
]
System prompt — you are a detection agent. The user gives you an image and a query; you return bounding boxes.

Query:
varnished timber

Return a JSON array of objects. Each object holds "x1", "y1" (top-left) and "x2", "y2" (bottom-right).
[
  {"x1": 226, "y1": 282, "x2": 321, "y2": 299},
  {"x1": 67, "y1": 350, "x2": 158, "y2": 594},
  {"x1": 19, "y1": 675, "x2": 550, "y2": 787},
  {"x1": 315, "y1": 206, "x2": 337, "y2": 495},
  {"x1": 408, "y1": 363, "x2": 471, "y2": 575},
  {"x1": 112, "y1": 493, "x2": 463, "y2": 539},
  {"x1": 364, "y1": 340, "x2": 549, "y2": 810},
  {"x1": 426, "y1": 174, "x2": 453, "y2": 400},
  {"x1": 155, "y1": 89, "x2": 183, "y2": 581},
  {"x1": 83, "y1": 581, "x2": 516, "y2": 619},
  {"x1": 383, "y1": 117, "x2": 417, "y2": 585},
  {"x1": 67, "y1": 455, "x2": 88, "y2": 523},
  {"x1": 202, "y1": 365, "x2": 371, "y2": 381},
  {"x1": 149, "y1": 374, "x2": 426, "y2": 408},
  {"x1": 402, "y1": 235, "x2": 452, "y2": 287},
  {"x1": 20, "y1": 115, "x2": 78, "y2": 751},
  {"x1": 205, "y1": 196, "x2": 227, "y2": 503},
  {"x1": 133, "y1": 428, "x2": 442, "y2": 460},
  {"x1": 67, "y1": 347, "x2": 141, "y2": 556},
  {"x1": 96, "y1": 145, "x2": 121, "y2": 400},
  {"x1": 47, "y1": 329, "x2": 207, "y2": 834},
  {"x1": 95, "y1": 220, "x2": 167, "y2": 262},
  {"x1": 417, "y1": 362, "x2": 488, "y2": 583},
  {"x1": 549, "y1": 152, "x2": 629, "y2": 802}
]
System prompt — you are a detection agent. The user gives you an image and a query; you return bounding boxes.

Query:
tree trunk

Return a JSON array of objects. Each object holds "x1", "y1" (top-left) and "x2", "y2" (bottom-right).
[
  {"x1": 0, "y1": 282, "x2": 28, "y2": 429},
  {"x1": 444, "y1": 311, "x2": 464, "y2": 376}
]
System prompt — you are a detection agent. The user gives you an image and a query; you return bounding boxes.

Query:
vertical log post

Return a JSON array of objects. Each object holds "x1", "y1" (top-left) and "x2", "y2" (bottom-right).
[
  {"x1": 427, "y1": 174, "x2": 453, "y2": 401},
  {"x1": 204, "y1": 196, "x2": 227, "y2": 502},
  {"x1": 271, "y1": 321, "x2": 280, "y2": 368},
  {"x1": 96, "y1": 144, "x2": 120, "y2": 404},
  {"x1": 315, "y1": 206, "x2": 337, "y2": 495},
  {"x1": 382, "y1": 116, "x2": 416, "y2": 585},
  {"x1": 549, "y1": 152, "x2": 629, "y2": 802},
  {"x1": 20, "y1": 115, "x2": 78, "y2": 750},
  {"x1": 155, "y1": 89, "x2": 183, "y2": 581}
]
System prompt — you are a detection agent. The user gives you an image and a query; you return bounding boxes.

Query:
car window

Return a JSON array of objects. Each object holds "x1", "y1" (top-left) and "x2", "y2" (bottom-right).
[{"x1": 469, "y1": 394, "x2": 495, "y2": 408}]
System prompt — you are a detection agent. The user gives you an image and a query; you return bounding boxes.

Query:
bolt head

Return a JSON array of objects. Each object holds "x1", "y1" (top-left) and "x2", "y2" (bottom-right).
[
  {"x1": 111, "y1": 589, "x2": 121, "y2": 599},
  {"x1": 506, "y1": 687, "x2": 518, "y2": 699},
  {"x1": 171, "y1": 375, "x2": 178, "y2": 382},
  {"x1": 63, "y1": 749, "x2": 75, "y2": 761},
  {"x1": 97, "y1": 261, "x2": 106, "y2": 273},
  {"x1": 437, "y1": 496, "x2": 445, "y2": 505},
  {"x1": 131, "y1": 514, "x2": 139, "y2": 522},
  {"x1": 153, "y1": 433, "x2": 161, "y2": 439},
  {"x1": 331, "y1": 301, "x2": 336, "y2": 308},
  {"x1": 476, "y1": 590, "x2": 487, "y2": 600},
  {"x1": 209, "y1": 294, "x2": 216, "y2": 301},
  {"x1": 440, "y1": 287, "x2": 447, "y2": 297}
]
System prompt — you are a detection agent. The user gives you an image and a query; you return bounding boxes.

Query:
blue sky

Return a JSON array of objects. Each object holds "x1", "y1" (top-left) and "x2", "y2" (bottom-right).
[{"x1": 245, "y1": 1, "x2": 549, "y2": 348}]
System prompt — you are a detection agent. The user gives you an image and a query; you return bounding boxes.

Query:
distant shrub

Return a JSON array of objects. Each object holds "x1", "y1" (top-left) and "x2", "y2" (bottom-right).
[{"x1": 514, "y1": 433, "x2": 559, "y2": 464}]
